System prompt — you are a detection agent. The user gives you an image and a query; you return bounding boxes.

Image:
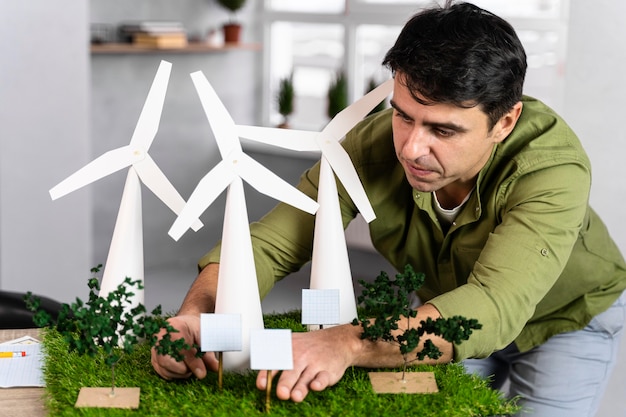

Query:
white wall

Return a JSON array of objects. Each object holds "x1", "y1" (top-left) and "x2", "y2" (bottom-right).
[
  {"x1": 0, "y1": 2, "x2": 92, "y2": 302},
  {"x1": 564, "y1": 0, "x2": 626, "y2": 253},
  {"x1": 564, "y1": 1, "x2": 626, "y2": 416}
]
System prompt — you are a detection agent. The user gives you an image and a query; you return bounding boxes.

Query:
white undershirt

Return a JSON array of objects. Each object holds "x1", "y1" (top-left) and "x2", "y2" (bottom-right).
[{"x1": 432, "y1": 189, "x2": 474, "y2": 227}]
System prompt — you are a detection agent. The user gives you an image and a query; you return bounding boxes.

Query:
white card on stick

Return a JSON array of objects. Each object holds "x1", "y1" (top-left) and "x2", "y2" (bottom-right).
[
  {"x1": 200, "y1": 313, "x2": 243, "y2": 353},
  {"x1": 301, "y1": 289, "x2": 340, "y2": 326},
  {"x1": 250, "y1": 329, "x2": 293, "y2": 371}
]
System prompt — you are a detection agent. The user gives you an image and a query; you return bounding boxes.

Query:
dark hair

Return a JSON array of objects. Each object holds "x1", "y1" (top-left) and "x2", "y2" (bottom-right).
[{"x1": 383, "y1": 1, "x2": 527, "y2": 129}]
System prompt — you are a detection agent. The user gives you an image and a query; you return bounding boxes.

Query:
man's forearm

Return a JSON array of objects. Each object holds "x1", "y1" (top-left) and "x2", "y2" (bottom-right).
[
  {"x1": 177, "y1": 263, "x2": 219, "y2": 315},
  {"x1": 176, "y1": 264, "x2": 453, "y2": 369}
]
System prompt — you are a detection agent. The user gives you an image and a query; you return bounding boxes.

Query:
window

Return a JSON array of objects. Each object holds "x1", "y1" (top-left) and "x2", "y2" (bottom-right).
[
  {"x1": 269, "y1": 21, "x2": 345, "y2": 130},
  {"x1": 262, "y1": 0, "x2": 569, "y2": 129}
]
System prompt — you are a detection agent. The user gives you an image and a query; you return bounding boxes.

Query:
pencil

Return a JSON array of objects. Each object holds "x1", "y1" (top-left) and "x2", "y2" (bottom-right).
[{"x1": 0, "y1": 351, "x2": 26, "y2": 358}]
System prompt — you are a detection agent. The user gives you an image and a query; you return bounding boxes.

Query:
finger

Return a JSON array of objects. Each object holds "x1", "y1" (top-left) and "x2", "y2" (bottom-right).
[
  {"x1": 203, "y1": 352, "x2": 220, "y2": 373},
  {"x1": 273, "y1": 368, "x2": 300, "y2": 401},
  {"x1": 151, "y1": 347, "x2": 193, "y2": 379},
  {"x1": 256, "y1": 369, "x2": 280, "y2": 390},
  {"x1": 275, "y1": 367, "x2": 318, "y2": 403},
  {"x1": 154, "y1": 364, "x2": 192, "y2": 380},
  {"x1": 283, "y1": 368, "x2": 337, "y2": 402},
  {"x1": 309, "y1": 370, "x2": 332, "y2": 392},
  {"x1": 289, "y1": 375, "x2": 312, "y2": 403},
  {"x1": 182, "y1": 346, "x2": 208, "y2": 379}
]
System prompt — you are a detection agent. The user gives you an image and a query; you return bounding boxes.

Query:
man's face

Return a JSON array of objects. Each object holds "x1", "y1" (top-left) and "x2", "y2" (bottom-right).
[{"x1": 391, "y1": 74, "x2": 517, "y2": 205}]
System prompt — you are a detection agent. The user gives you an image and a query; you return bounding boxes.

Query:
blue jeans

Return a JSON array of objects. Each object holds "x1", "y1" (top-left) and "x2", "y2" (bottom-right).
[{"x1": 463, "y1": 291, "x2": 626, "y2": 417}]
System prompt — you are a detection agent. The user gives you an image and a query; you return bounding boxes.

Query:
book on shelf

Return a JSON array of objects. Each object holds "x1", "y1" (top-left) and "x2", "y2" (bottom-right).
[
  {"x1": 133, "y1": 31, "x2": 188, "y2": 49},
  {"x1": 119, "y1": 21, "x2": 188, "y2": 47}
]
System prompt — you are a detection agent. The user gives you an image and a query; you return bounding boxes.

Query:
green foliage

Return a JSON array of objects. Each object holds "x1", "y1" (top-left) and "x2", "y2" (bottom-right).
[
  {"x1": 40, "y1": 312, "x2": 519, "y2": 416},
  {"x1": 327, "y1": 70, "x2": 348, "y2": 119},
  {"x1": 24, "y1": 265, "x2": 200, "y2": 392},
  {"x1": 216, "y1": 0, "x2": 246, "y2": 13},
  {"x1": 352, "y1": 265, "x2": 482, "y2": 374},
  {"x1": 366, "y1": 77, "x2": 388, "y2": 116},
  {"x1": 276, "y1": 72, "x2": 295, "y2": 120}
]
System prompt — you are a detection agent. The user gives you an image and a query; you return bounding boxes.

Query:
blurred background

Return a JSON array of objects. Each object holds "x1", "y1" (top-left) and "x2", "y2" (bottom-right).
[{"x1": 1, "y1": 1, "x2": 624, "y2": 415}]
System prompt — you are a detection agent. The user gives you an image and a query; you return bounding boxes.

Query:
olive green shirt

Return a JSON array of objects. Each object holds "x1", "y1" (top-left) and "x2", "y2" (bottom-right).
[{"x1": 201, "y1": 97, "x2": 626, "y2": 361}]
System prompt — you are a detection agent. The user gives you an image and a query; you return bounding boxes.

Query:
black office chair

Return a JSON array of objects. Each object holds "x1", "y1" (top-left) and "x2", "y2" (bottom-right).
[{"x1": 0, "y1": 291, "x2": 63, "y2": 329}]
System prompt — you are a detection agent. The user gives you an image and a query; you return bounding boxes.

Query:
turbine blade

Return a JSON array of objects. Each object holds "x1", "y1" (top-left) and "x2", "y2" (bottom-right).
[
  {"x1": 318, "y1": 138, "x2": 376, "y2": 223},
  {"x1": 49, "y1": 146, "x2": 137, "y2": 200},
  {"x1": 237, "y1": 125, "x2": 320, "y2": 152},
  {"x1": 129, "y1": 60, "x2": 172, "y2": 150},
  {"x1": 236, "y1": 153, "x2": 319, "y2": 215},
  {"x1": 324, "y1": 78, "x2": 393, "y2": 140},
  {"x1": 190, "y1": 71, "x2": 241, "y2": 158},
  {"x1": 133, "y1": 155, "x2": 203, "y2": 232},
  {"x1": 168, "y1": 161, "x2": 236, "y2": 241}
]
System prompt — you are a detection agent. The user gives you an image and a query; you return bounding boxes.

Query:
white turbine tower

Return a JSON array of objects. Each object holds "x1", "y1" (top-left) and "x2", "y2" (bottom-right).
[
  {"x1": 49, "y1": 60, "x2": 202, "y2": 307},
  {"x1": 168, "y1": 71, "x2": 319, "y2": 370},
  {"x1": 237, "y1": 79, "x2": 393, "y2": 327}
]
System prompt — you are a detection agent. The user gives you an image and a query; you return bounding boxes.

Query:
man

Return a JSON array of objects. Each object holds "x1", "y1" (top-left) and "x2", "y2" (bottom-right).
[{"x1": 152, "y1": 2, "x2": 626, "y2": 416}]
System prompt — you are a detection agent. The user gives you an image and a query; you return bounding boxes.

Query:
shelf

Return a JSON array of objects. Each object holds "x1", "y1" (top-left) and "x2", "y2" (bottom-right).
[{"x1": 91, "y1": 42, "x2": 261, "y2": 54}]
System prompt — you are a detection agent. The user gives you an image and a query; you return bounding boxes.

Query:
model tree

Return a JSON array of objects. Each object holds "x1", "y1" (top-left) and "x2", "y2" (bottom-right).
[
  {"x1": 24, "y1": 265, "x2": 199, "y2": 407},
  {"x1": 353, "y1": 264, "x2": 482, "y2": 383}
]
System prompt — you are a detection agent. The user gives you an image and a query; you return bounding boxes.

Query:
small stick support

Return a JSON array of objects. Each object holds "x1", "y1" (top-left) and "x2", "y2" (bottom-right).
[
  {"x1": 218, "y1": 352, "x2": 224, "y2": 390},
  {"x1": 265, "y1": 370, "x2": 272, "y2": 413},
  {"x1": 110, "y1": 363, "x2": 116, "y2": 397}
]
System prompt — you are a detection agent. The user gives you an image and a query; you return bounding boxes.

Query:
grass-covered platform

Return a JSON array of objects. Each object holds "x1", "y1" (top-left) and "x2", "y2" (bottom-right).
[{"x1": 41, "y1": 311, "x2": 519, "y2": 416}]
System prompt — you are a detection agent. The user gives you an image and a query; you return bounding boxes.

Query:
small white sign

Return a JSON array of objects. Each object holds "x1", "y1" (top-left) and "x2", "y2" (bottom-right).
[
  {"x1": 301, "y1": 288, "x2": 340, "y2": 325},
  {"x1": 250, "y1": 329, "x2": 293, "y2": 371},
  {"x1": 200, "y1": 313, "x2": 242, "y2": 352}
]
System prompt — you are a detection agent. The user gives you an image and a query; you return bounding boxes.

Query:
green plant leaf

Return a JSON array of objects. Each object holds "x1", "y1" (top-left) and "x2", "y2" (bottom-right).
[
  {"x1": 25, "y1": 265, "x2": 201, "y2": 391},
  {"x1": 353, "y1": 264, "x2": 481, "y2": 370}
]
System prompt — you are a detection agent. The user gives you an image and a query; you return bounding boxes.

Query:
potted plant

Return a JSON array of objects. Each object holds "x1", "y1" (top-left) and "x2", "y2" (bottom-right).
[
  {"x1": 216, "y1": 0, "x2": 247, "y2": 43},
  {"x1": 24, "y1": 265, "x2": 200, "y2": 409},
  {"x1": 352, "y1": 264, "x2": 482, "y2": 393},
  {"x1": 276, "y1": 72, "x2": 295, "y2": 128},
  {"x1": 327, "y1": 70, "x2": 348, "y2": 120}
]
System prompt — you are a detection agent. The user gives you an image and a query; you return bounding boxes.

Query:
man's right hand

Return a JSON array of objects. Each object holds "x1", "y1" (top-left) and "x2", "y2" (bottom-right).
[{"x1": 151, "y1": 314, "x2": 219, "y2": 380}]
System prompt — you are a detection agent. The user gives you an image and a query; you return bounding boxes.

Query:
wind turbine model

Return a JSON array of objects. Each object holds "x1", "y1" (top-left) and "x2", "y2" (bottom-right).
[
  {"x1": 168, "y1": 71, "x2": 319, "y2": 370},
  {"x1": 49, "y1": 60, "x2": 202, "y2": 307},
  {"x1": 237, "y1": 78, "x2": 393, "y2": 327}
]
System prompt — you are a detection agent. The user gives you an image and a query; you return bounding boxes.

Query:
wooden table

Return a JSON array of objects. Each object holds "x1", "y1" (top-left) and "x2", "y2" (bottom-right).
[{"x1": 0, "y1": 328, "x2": 46, "y2": 417}]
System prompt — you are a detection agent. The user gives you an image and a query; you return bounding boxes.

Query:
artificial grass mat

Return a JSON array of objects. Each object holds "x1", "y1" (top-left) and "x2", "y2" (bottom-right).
[{"x1": 40, "y1": 311, "x2": 520, "y2": 416}]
